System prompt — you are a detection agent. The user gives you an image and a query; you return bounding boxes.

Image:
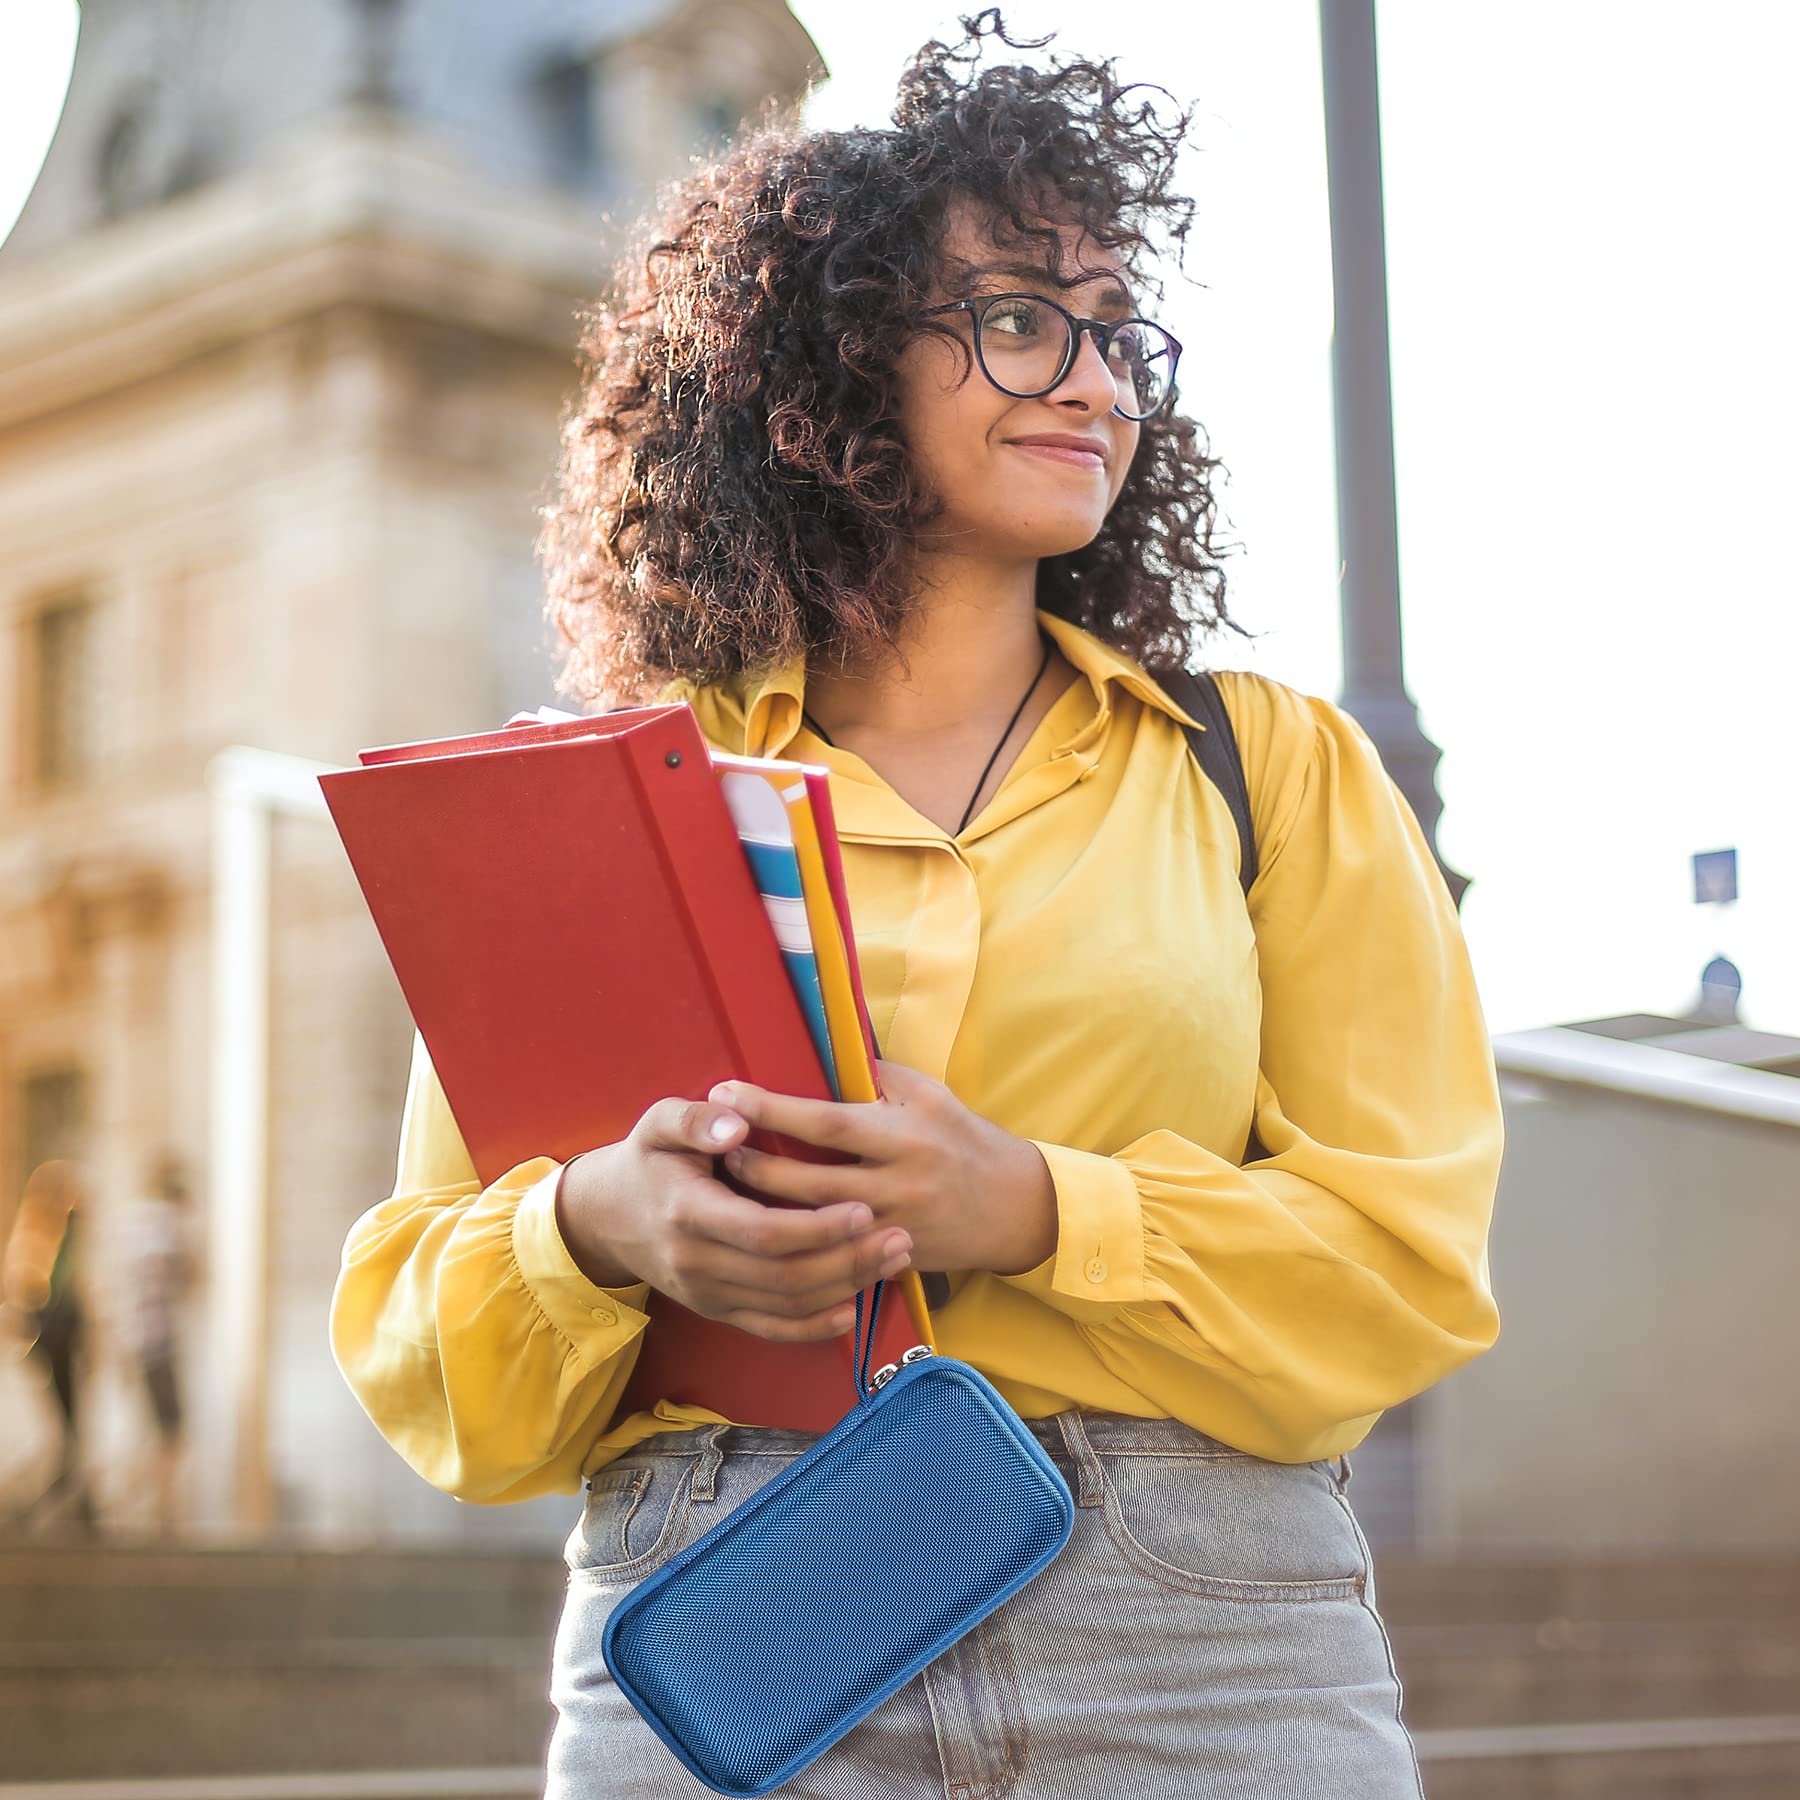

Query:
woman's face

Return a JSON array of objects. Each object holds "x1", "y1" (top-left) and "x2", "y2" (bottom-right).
[{"x1": 893, "y1": 202, "x2": 1144, "y2": 565}]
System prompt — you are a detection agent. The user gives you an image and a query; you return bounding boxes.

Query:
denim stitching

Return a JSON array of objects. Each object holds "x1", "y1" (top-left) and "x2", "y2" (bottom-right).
[
  {"x1": 1081, "y1": 1446, "x2": 1257, "y2": 1463},
  {"x1": 1098, "y1": 1456, "x2": 1366, "y2": 1603},
  {"x1": 624, "y1": 1427, "x2": 1269, "y2": 1462},
  {"x1": 971, "y1": 1606, "x2": 1028, "y2": 1800},
  {"x1": 1331, "y1": 1484, "x2": 1427, "y2": 1800},
  {"x1": 610, "y1": 1467, "x2": 649, "y2": 1560},
  {"x1": 566, "y1": 1460, "x2": 695, "y2": 1584}
]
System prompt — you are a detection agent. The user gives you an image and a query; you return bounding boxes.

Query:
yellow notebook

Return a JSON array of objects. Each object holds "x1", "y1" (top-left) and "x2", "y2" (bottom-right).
[{"x1": 712, "y1": 753, "x2": 934, "y2": 1348}]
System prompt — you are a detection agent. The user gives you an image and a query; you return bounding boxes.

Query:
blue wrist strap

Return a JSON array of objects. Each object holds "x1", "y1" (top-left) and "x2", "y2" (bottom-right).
[{"x1": 853, "y1": 1279, "x2": 886, "y2": 1399}]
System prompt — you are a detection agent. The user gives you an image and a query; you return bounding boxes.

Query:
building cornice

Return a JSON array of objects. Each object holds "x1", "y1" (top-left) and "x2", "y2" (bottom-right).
[{"x1": 0, "y1": 113, "x2": 621, "y2": 433}]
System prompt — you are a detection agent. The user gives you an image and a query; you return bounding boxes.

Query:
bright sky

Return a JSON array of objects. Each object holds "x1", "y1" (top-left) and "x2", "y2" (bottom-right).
[{"x1": 789, "y1": 0, "x2": 1800, "y2": 1037}]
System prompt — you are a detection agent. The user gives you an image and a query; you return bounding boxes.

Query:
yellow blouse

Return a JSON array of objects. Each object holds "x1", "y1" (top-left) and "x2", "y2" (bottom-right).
[{"x1": 331, "y1": 607, "x2": 1502, "y2": 1503}]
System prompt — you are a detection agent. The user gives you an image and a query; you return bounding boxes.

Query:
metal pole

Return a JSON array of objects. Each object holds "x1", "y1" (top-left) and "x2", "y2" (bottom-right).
[{"x1": 1318, "y1": 0, "x2": 1468, "y2": 907}]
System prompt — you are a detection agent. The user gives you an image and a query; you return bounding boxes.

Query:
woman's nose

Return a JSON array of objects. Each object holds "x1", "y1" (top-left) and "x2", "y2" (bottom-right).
[{"x1": 1055, "y1": 327, "x2": 1121, "y2": 411}]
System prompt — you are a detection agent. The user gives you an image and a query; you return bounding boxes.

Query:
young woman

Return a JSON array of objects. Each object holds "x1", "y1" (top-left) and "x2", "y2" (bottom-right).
[{"x1": 332, "y1": 18, "x2": 1502, "y2": 1796}]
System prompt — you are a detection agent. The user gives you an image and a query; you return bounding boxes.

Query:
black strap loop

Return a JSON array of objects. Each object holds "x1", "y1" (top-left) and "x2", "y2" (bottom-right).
[
  {"x1": 1158, "y1": 666, "x2": 1257, "y2": 896},
  {"x1": 853, "y1": 1281, "x2": 888, "y2": 1400}
]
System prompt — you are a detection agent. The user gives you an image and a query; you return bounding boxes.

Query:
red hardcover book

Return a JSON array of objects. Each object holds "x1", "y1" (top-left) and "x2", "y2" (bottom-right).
[{"x1": 319, "y1": 703, "x2": 922, "y2": 1431}]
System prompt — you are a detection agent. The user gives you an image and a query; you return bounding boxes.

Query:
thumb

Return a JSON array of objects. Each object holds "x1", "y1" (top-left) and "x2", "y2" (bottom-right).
[
  {"x1": 693, "y1": 1102, "x2": 746, "y2": 1153},
  {"x1": 642, "y1": 1096, "x2": 746, "y2": 1158}
]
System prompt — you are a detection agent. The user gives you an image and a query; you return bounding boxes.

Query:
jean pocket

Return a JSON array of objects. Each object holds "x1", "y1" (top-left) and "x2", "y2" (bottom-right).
[
  {"x1": 564, "y1": 1458, "x2": 694, "y2": 1584},
  {"x1": 1098, "y1": 1452, "x2": 1366, "y2": 1602}
]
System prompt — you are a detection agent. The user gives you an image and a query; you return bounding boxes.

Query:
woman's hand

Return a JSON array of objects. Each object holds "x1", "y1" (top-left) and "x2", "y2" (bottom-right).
[
  {"x1": 555, "y1": 1097, "x2": 915, "y2": 1343},
  {"x1": 710, "y1": 1059, "x2": 1059, "y2": 1278}
]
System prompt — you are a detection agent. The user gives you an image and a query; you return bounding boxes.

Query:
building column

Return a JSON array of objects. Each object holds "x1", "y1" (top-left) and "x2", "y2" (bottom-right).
[{"x1": 198, "y1": 745, "x2": 337, "y2": 1535}]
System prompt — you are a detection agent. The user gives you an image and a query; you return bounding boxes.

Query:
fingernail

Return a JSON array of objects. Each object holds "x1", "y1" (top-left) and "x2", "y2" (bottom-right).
[
  {"x1": 709, "y1": 1114, "x2": 740, "y2": 1143},
  {"x1": 847, "y1": 1205, "x2": 874, "y2": 1229}
]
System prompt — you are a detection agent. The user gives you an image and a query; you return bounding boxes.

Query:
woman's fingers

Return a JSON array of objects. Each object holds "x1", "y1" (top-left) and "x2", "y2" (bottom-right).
[
  {"x1": 674, "y1": 1177, "x2": 876, "y2": 1258},
  {"x1": 700, "y1": 1233, "x2": 913, "y2": 1321},
  {"x1": 721, "y1": 1141, "x2": 871, "y2": 1206},
  {"x1": 668, "y1": 1175, "x2": 912, "y2": 1318}
]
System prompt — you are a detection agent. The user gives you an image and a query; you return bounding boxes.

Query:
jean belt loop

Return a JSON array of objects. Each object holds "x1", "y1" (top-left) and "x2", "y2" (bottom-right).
[
  {"x1": 1054, "y1": 1409, "x2": 1105, "y2": 1509},
  {"x1": 688, "y1": 1424, "x2": 731, "y2": 1504}
]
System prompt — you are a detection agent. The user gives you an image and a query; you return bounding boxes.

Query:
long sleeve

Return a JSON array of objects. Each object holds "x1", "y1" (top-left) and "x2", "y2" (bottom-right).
[
  {"x1": 329, "y1": 1030, "x2": 657, "y2": 1503},
  {"x1": 995, "y1": 675, "x2": 1503, "y2": 1462}
]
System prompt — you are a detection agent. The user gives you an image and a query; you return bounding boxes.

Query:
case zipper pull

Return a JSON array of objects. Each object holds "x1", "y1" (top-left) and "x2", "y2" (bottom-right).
[{"x1": 869, "y1": 1345, "x2": 935, "y2": 1392}]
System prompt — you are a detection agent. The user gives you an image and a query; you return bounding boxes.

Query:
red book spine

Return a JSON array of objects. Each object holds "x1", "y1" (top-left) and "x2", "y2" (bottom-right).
[{"x1": 613, "y1": 723, "x2": 922, "y2": 1428}]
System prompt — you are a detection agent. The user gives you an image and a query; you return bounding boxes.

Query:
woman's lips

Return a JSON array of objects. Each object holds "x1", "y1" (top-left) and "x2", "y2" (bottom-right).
[{"x1": 1005, "y1": 440, "x2": 1107, "y2": 469}]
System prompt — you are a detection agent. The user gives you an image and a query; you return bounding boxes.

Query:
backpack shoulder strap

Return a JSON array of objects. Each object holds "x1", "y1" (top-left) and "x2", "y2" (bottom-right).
[{"x1": 1158, "y1": 666, "x2": 1259, "y2": 897}]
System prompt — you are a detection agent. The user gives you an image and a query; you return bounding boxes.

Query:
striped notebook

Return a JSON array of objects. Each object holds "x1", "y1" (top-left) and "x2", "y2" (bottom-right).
[{"x1": 715, "y1": 762, "x2": 840, "y2": 1098}]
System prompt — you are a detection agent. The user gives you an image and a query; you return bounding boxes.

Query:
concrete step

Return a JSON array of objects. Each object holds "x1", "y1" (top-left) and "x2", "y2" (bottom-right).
[
  {"x1": 1376, "y1": 1553, "x2": 1800, "y2": 1739},
  {"x1": 0, "y1": 1776, "x2": 539, "y2": 1800},
  {"x1": 13, "y1": 1546, "x2": 1793, "y2": 1645},
  {"x1": 0, "y1": 1657, "x2": 554, "y2": 1783},
  {"x1": 6, "y1": 1545, "x2": 1797, "y2": 1789},
  {"x1": 4, "y1": 1722, "x2": 1799, "y2": 1800},
  {"x1": 0, "y1": 1635, "x2": 547, "y2": 1675},
  {"x1": 1373, "y1": 1554, "x2": 1800, "y2": 1629},
  {"x1": 0, "y1": 1545, "x2": 564, "y2": 1650},
  {"x1": 1414, "y1": 1715, "x2": 1800, "y2": 1799},
  {"x1": 1, "y1": 1544, "x2": 567, "y2": 1780},
  {"x1": 1391, "y1": 1614, "x2": 1800, "y2": 1728}
]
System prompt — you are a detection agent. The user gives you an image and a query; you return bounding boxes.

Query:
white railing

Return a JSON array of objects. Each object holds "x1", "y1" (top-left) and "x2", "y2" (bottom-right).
[{"x1": 1494, "y1": 1026, "x2": 1800, "y2": 1130}]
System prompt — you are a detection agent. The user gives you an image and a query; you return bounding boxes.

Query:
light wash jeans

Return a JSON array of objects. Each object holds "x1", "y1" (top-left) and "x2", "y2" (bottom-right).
[{"x1": 547, "y1": 1410, "x2": 1425, "y2": 1799}]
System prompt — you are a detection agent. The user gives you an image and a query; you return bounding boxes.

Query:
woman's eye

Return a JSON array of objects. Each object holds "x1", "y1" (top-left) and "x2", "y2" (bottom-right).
[{"x1": 983, "y1": 300, "x2": 1041, "y2": 338}]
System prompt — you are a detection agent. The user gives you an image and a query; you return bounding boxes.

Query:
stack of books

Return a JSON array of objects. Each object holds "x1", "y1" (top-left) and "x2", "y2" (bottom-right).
[{"x1": 319, "y1": 699, "x2": 933, "y2": 1432}]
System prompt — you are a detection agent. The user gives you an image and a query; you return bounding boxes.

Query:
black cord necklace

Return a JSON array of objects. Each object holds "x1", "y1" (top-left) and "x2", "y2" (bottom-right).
[{"x1": 801, "y1": 631, "x2": 1053, "y2": 837}]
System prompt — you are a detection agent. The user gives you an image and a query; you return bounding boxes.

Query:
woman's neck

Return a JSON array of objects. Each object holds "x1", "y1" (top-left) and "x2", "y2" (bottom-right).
[{"x1": 802, "y1": 555, "x2": 1052, "y2": 745}]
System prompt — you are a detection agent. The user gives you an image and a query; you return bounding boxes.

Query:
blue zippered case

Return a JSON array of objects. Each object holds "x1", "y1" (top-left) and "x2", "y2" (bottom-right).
[{"x1": 600, "y1": 1305, "x2": 1075, "y2": 1798}]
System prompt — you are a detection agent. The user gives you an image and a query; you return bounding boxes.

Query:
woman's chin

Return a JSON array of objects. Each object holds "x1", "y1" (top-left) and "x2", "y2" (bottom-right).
[
  {"x1": 980, "y1": 513, "x2": 1111, "y2": 560},
  {"x1": 1035, "y1": 522, "x2": 1111, "y2": 558}
]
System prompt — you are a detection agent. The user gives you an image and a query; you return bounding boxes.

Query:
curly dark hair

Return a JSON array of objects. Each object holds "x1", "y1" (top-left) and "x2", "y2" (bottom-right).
[{"x1": 537, "y1": 9, "x2": 1245, "y2": 706}]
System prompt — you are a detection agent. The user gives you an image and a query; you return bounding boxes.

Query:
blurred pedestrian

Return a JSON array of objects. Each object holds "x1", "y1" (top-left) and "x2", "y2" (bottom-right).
[
  {"x1": 112, "y1": 1152, "x2": 200, "y2": 1536},
  {"x1": 2, "y1": 1159, "x2": 96, "y2": 1531}
]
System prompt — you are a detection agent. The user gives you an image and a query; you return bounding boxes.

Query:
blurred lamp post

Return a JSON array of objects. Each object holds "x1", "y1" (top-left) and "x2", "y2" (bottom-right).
[
  {"x1": 0, "y1": 1, "x2": 81, "y2": 250},
  {"x1": 1318, "y1": 0, "x2": 1468, "y2": 908},
  {"x1": 347, "y1": 0, "x2": 405, "y2": 111}
]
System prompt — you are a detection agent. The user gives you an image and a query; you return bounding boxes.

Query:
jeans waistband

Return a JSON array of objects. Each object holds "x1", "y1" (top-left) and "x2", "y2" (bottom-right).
[{"x1": 632, "y1": 1409, "x2": 1254, "y2": 1461}]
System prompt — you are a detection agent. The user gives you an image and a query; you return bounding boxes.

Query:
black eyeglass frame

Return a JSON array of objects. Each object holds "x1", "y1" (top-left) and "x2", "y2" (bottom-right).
[{"x1": 918, "y1": 291, "x2": 1183, "y2": 422}]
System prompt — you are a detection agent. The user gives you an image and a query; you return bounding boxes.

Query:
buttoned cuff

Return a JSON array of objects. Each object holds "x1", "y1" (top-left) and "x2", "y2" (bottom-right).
[
  {"x1": 995, "y1": 1141, "x2": 1147, "y2": 1317},
  {"x1": 511, "y1": 1160, "x2": 653, "y2": 1364}
]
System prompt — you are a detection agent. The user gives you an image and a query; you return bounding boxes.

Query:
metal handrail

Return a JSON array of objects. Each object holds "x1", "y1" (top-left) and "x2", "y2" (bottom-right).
[{"x1": 1494, "y1": 1027, "x2": 1800, "y2": 1131}]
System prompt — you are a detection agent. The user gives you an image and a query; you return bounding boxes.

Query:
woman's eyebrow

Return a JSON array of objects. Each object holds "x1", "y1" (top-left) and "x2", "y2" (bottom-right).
[{"x1": 961, "y1": 260, "x2": 1135, "y2": 315}]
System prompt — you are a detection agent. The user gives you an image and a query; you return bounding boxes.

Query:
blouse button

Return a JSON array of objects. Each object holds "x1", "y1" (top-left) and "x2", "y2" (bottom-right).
[
  {"x1": 1084, "y1": 1258, "x2": 1108, "y2": 1284},
  {"x1": 589, "y1": 1305, "x2": 617, "y2": 1326}
]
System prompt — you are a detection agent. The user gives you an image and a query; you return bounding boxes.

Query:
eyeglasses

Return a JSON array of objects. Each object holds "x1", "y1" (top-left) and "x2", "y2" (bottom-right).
[{"x1": 918, "y1": 291, "x2": 1182, "y2": 422}]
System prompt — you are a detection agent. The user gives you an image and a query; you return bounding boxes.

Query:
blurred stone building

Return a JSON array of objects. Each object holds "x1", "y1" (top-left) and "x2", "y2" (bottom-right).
[{"x1": 0, "y1": 0, "x2": 820, "y2": 1541}]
